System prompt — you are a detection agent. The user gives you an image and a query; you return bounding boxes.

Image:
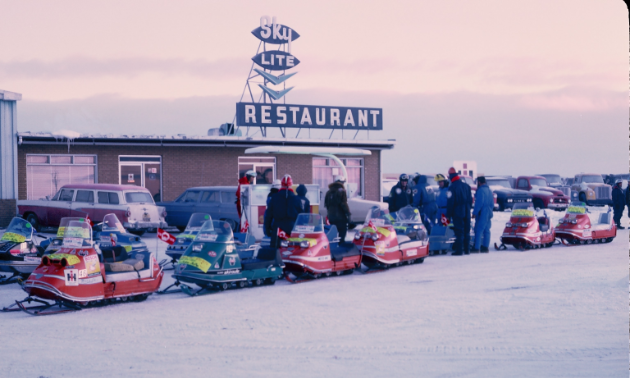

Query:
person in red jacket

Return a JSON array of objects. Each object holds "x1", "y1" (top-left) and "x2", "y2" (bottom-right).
[{"x1": 236, "y1": 170, "x2": 257, "y2": 218}]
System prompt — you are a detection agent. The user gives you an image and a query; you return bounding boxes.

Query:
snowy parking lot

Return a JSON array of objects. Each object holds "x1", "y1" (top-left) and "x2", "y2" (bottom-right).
[{"x1": 0, "y1": 209, "x2": 627, "y2": 377}]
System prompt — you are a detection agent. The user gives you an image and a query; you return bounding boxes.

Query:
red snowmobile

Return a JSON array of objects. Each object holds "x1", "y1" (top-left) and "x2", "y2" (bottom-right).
[
  {"x1": 353, "y1": 206, "x2": 429, "y2": 271},
  {"x1": 555, "y1": 201, "x2": 616, "y2": 245},
  {"x1": 281, "y1": 213, "x2": 361, "y2": 283},
  {"x1": 5, "y1": 218, "x2": 163, "y2": 315},
  {"x1": 495, "y1": 203, "x2": 556, "y2": 250}
]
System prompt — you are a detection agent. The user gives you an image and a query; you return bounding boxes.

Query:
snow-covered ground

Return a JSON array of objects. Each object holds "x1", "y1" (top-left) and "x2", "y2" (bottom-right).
[{"x1": 0, "y1": 209, "x2": 627, "y2": 377}]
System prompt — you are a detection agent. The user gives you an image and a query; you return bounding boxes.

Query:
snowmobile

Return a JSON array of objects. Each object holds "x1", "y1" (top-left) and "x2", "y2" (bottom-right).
[
  {"x1": 5, "y1": 218, "x2": 163, "y2": 315},
  {"x1": 353, "y1": 206, "x2": 429, "y2": 271},
  {"x1": 281, "y1": 213, "x2": 361, "y2": 283},
  {"x1": 0, "y1": 218, "x2": 47, "y2": 285},
  {"x1": 495, "y1": 203, "x2": 556, "y2": 250},
  {"x1": 555, "y1": 201, "x2": 616, "y2": 245},
  {"x1": 168, "y1": 217, "x2": 282, "y2": 296},
  {"x1": 165, "y1": 213, "x2": 212, "y2": 265}
]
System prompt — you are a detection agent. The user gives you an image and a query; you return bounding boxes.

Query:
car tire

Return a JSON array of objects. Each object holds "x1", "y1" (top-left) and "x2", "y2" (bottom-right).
[
  {"x1": 25, "y1": 214, "x2": 40, "y2": 232},
  {"x1": 128, "y1": 230, "x2": 145, "y2": 237}
]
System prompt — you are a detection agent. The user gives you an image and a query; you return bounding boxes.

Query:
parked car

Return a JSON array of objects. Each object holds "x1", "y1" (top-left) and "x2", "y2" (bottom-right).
[
  {"x1": 485, "y1": 176, "x2": 533, "y2": 211},
  {"x1": 17, "y1": 184, "x2": 167, "y2": 235},
  {"x1": 570, "y1": 173, "x2": 613, "y2": 206},
  {"x1": 157, "y1": 186, "x2": 239, "y2": 232},
  {"x1": 514, "y1": 176, "x2": 570, "y2": 210},
  {"x1": 538, "y1": 174, "x2": 571, "y2": 196}
]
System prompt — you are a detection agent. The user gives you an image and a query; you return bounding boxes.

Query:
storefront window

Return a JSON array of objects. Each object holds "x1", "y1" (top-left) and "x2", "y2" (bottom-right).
[
  {"x1": 312, "y1": 158, "x2": 363, "y2": 198},
  {"x1": 26, "y1": 154, "x2": 97, "y2": 200},
  {"x1": 238, "y1": 157, "x2": 276, "y2": 185}
]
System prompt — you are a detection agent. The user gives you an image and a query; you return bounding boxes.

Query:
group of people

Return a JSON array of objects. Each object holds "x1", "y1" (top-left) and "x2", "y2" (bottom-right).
[
  {"x1": 387, "y1": 167, "x2": 494, "y2": 255},
  {"x1": 237, "y1": 170, "x2": 351, "y2": 248}
]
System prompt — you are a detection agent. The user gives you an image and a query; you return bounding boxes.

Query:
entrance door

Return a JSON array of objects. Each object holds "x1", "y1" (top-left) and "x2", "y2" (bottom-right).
[
  {"x1": 145, "y1": 164, "x2": 161, "y2": 202},
  {"x1": 118, "y1": 156, "x2": 162, "y2": 201},
  {"x1": 120, "y1": 165, "x2": 143, "y2": 187}
]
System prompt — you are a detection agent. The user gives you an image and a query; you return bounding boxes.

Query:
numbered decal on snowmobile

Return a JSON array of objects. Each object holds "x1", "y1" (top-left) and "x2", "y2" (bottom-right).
[
  {"x1": 84, "y1": 254, "x2": 100, "y2": 275},
  {"x1": 583, "y1": 229, "x2": 592, "y2": 237},
  {"x1": 294, "y1": 225, "x2": 315, "y2": 232},
  {"x1": 64, "y1": 269, "x2": 79, "y2": 286},
  {"x1": 78, "y1": 269, "x2": 87, "y2": 278},
  {"x1": 179, "y1": 256, "x2": 211, "y2": 273},
  {"x1": 0, "y1": 232, "x2": 26, "y2": 243},
  {"x1": 63, "y1": 237, "x2": 83, "y2": 248},
  {"x1": 226, "y1": 244, "x2": 234, "y2": 253},
  {"x1": 197, "y1": 233, "x2": 218, "y2": 242},
  {"x1": 406, "y1": 249, "x2": 418, "y2": 257}
]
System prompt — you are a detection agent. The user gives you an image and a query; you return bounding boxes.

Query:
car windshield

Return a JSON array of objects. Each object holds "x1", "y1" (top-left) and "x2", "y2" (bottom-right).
[
  {"x1": 125, "y1": 191, "x2": 154, "y2": 203},
  {"x1": 185, "y1": 213, "x2": 211, "y2": 233},
  {"x1": 425, "y1": 176, "x2": 437, "y2": 186},
  {"x1": 581, "y1": 175, "x2": 604, "y2": 184},
  {"x1": 364, "y1": 206, "x2": 393, "y2": 227},
  {"x1": 194, "y1": 219, "x2": 234, "y2": 243},
  {"x1": 461, "y1": 176, "x2": 475, "y2": 185},
  {"x1": 487, "y1": 179, "x2": 511, "y2": 188},
  {"x1": 395, "y1": 205, "x2": 421, "y2": 223},
  {"x1": 540, "y1": 175, "x2": 561, "y2": 184},
  {"x1": 566, "y1": 202, "x2": 587, "y2": 214},
  {"x1": 101, "y1": 213, "x2": 126, "y2": 233},
  {"x1": 293, "y1": 213, "x2": 324, "y2": 233},
  {"x1": 511, "y1": 203, "x2": 535, "y2": 217},
  {"x1": 1, "y1": 218, "x2": 33, "y2": 243},
  {"x1": 60, "y1": 219, "x2": 92, "y2": 247},
  {"x1": 530, "y1": 178, "x2": 547, "y2": 187}
]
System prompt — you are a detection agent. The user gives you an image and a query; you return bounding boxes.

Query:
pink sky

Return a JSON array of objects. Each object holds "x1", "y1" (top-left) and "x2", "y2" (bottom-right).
[{"x1": 1, "y1": 0, "x2": 627, "y2": 175}]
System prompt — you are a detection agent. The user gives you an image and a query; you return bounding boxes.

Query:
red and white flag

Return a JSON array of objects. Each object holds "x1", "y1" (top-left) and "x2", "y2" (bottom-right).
[
  {"x1": 158, "y1": 228, "x2": 176, "y2": 245},
  {"x1": 240, "y1": 214, "x2": 249, "y2": 233},
  {"x1": 85, "y1": 214, "x2": 94, "y2": 227},
  {"x1": 441, "y1": 214, "x2": 450, "y2": 226},
  {"x1": 325, "y1": 217, "x2": 330, "y2": 226},
  {"x1": 367, "y1": 220, "x2": 377, "y2": 232},
  {"x1": 110, "y1": 233, "x2": 117, "y2": 247},
  {"x1": 277, "y1": 228, "x2": 288, "y2": 240}
]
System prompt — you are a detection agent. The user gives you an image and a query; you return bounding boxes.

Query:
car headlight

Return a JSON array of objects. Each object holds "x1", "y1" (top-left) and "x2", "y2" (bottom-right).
[
  {"x1": 571, "y1": 219, "x2": 577, "y2": 224},
  {"x1": 526, "y1": 198, "x2": 532, "y2": 202},
  {"x1": 371, "y1": 234, "x2": 379, "y2": 241},
  {"x1": 507, "y1": 198, "x2": 513, "y2": 203},
  {"x1": 299, "y1": 241, "x2": 310, "y2": 248},
  {"x1": 280, "y1": 240, "x2": 289, "y2": 247},
  {"x1": 506, "y1": 222, "x2": 512, "y2": 227},
  {"x1": 354, "y1": 233, "x2": 361, "y2": 240},
  {"x1": 520, "y1": 223, "x2": 528, "y2": 228}
]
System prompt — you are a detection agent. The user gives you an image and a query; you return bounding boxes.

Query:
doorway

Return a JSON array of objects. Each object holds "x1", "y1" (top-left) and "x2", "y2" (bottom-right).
[{"x1": 119, "y1": 156, "x2": 162, "y2": 202}]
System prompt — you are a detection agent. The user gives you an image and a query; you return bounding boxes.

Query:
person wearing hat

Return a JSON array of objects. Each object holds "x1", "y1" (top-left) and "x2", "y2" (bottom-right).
[
  {"x1": 435, "y1": 174, "x2": 450, "y2": 224},
  {"x1": 471, "y1": 175, "x2": 493, "y2": 252},
  {"x1": 266, "y1": 179, "x2": 282, "y2": 206},
  {"x1": 412, "y1": 174, "x2": 438, "y2": 234},
  {"x1": 264, "y1": 174, "x2": 303, "y2": 247},
  {"x1": 446, "y1": 167, "x2": 473, "y2": 255},
  {"x1": 236, "y1": 170, "x2": 257, "y2": 219},
  {"x1": 625, "y1": 183, "x2": 630, "y2": 222},
  {"x1": 612, "y1": 180, "x2": 625, "y2": 229},
  {"x1": 296, "y1": 184, "x2": 311, "y2": 214},
  {"x1": 325, "y1": 175, "x2": 351, "y2": 242},
  {"x1": 388, "y1": 174, "x2": 413, "y2": 214}
]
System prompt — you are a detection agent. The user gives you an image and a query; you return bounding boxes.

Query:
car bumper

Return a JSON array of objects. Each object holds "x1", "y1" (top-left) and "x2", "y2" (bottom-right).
[{"x1": 547, "y1": 202, "x2": 568, "y2": 210}]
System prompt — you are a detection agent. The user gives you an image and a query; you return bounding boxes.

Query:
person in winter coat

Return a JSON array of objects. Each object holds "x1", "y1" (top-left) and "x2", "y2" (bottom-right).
[
  {"x1": 388, "y1": 174, "x2": 413, "y2": 214},
  {"x1": 625, "y1": 184, "x2": 630, "y2": 219},
  {"x1": 264, "y1": 175, "x2": 303, "y2": 247},
  {"x1": 266, "y1": 179, "x2": 281, "y2": 206},
  {"x1": 435, "y1": 174, "x2": 450, "y2": 225},
  {"x1": 471, "y1": 176, "x2": 494, "y2": 253},
  {"x1": 236, "y1": 170, "x2": 257, "y2": 219},
  {"x1": 412, "y1": 175, "x2": 438, "y2": 234},
  {"x1": 446, "y1": 167, "x2": 473, "y2": 255},
  {"x1": 296, "y1": 184, "x2": 311, "y2": 214},
  {"x1": 612, "y1": 180, "x2": 625, "y2": 229},
  {"x1": 325, "y1": 176, "x2": 352, "y2": 242}
]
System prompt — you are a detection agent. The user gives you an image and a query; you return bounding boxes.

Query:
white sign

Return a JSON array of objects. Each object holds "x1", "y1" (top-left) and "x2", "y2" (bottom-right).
[{"x1": 64, "y1": 269, "x2": 79, "y2": 286}]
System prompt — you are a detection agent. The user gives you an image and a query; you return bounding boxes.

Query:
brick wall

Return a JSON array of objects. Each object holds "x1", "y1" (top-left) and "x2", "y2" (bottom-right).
[
  {"x1": 0, "y1": 199, "x2": 16, "y2": 227},
  {"x1": 17, "y1": 144, "x2": 382, "y2": 202}
]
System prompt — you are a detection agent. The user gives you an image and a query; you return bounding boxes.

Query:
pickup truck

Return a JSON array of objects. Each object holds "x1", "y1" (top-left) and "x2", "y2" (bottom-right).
[{"x1": 514, "y1": 176, "x2": 570, "y2": 210}]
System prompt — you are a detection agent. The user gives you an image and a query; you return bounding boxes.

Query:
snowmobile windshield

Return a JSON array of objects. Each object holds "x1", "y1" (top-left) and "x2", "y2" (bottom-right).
[
  {"x1": 185, "y1": 213, "x2": 211, "y2": 234},
  {"x1": 580, "y1": 175, "x2": 604, "y2": 184},
  {"x1": 395, "y1": 206, "x2": 421, "y2": 223},
  {"x1": 101, "y1": 213, "x2": 126, "y2": 233},
  {"x1": 1, "y1": 218, "x2": 33, "y2": 243},
  {"x1": 61, "y1": 220, "x2": 92, "y2": 247},
  {"x1": 195, "y1": 219, "x2": 234, "y2": 243},
  {"x1": 364, "y1": 206, "x2": 393, "y2": 227},
  {"x1": 486, "y1": 179, "x2": 511, "y2": 189},
  {"x1": 56, "y1": 217, "x2": 88, "y2": 237},
  {"x1": 124, "y1": 191, "x2": 154, "y2": 203},
  {"x1": 511, "y1": 203, "x2": 535, "y2": 217},
  {"x1": 293, "y1": 213, "x2": 324, "y2": 233},
  {"x1": 567, "y1": 202, "x2": 587, "y2": 214}
]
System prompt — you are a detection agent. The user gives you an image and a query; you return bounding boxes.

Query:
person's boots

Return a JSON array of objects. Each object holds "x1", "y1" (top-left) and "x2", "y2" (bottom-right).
[
  {"x1": 480, "y1": 246, "x2": 489, "y2": 253},
  {"x1": 452, "y1": 250, "x2": 464, "y2": 256},
  {"x1": 617, "y1": 224, "x2": 625, "y2": 230},
  {"x1": 470, "y1": 248, "x2": 480, "y2": 253}
]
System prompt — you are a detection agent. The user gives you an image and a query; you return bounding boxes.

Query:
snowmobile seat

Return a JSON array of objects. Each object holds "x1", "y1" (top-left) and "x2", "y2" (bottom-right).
[
  {"x1": 330, "y1": 243, "x2": 360, "y2": 262},
  {"x1": 597, "y1": 212, "x2": 610, "y2": 225},
  {"x1": 104, "y1": 253, "x2": 145, "y2": 272},
  {"x1": 101, "y1": 246, "x2": 129, "y2": 263},
  {"x1": 241, "y1": 247, "x2": 282, "y2": 270},
  {"x1": 537, "y1": 217, "x2": 549, "y2": 232}
]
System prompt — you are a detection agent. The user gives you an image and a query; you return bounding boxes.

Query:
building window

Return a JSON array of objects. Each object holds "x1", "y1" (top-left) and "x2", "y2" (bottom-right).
[
  {"x1": 26, "y1": 154, "x2": 97, "y2": 200},
  {"x1": 238, "y1": 157, "x2": 276, "y2": 185},
  {"x1": 313, "y1": 158, "x2": 364, "y2": 198},
  {"x1": 118, "y1": 156, "x2": 162, "y2": 202}
]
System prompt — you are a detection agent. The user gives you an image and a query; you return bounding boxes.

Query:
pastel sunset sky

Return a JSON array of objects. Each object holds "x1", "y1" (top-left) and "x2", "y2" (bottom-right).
[{"x1": 1, "y1": 0, "x2": 627, "y2": 175}]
